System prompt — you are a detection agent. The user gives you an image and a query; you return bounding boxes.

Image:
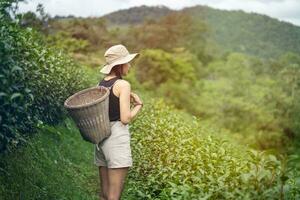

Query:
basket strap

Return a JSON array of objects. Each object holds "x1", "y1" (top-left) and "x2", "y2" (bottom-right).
[
  {"x1": 108, "y1": 79, "x2": 120, "y2": 90},
  {"x1": 96, "y1": 143, "x2": 100, "y2": 151}
]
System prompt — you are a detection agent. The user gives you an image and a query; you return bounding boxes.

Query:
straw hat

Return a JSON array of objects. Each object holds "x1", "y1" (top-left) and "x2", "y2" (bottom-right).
[{"x1": 100, "y1": 44, "x2": 140, "y2": 74}]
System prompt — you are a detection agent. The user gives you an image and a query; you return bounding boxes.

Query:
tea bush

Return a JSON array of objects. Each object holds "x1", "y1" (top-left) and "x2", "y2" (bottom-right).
[
  {"x1": 0, "y1": 7, "x2": 90, "y2": 152},
  {"x1": 127, "y1": 98, "x2": 299, "y2": 199}
]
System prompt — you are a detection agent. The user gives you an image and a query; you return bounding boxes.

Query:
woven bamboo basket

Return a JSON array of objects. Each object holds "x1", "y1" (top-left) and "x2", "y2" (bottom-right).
[{"x1": 64, "y1": 86, "x2": 111, "y2": 144}]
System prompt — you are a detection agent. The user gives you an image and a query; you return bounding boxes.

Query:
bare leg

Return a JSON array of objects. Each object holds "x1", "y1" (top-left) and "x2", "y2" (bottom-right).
[
  {"x1": 99, "y1": 166, "x2": 109, "y2": 200},
  {"x1": 107, "y1": 167, "x2": 129, "y2": 200}
]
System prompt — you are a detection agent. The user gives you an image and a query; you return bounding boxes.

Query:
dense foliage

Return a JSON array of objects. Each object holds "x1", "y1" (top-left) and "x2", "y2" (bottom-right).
[
  {"x1": 44, "y1": 5, "x2": 300, "y2": 153},
  {"x1": 134, "y1": 48, "x2": 203, "y2": 112},
  {"x1": 0, "y1": 2, "x2": 90, "y2": 152},
  {"x1": 101, "y1": 5, "x2": 172, "y2": 25},
  {"x1": 134, "y1": 48, "x2": 299, "y2": 152},
  {"x1": 1, "y1": 96, "x2": 299, "y2": 199},
  {"x1": 103, "y1": 5, "x2": 300, "y2": 59},
  {"x1": 189, "y1": 6, "x2": 300, "y2": 58},
  {"x1": 1, "y1": 2, "x2": 299, "y2": 199},
  {"x1": 126, "y1": 98, "x2": 300, "y2": 199}
]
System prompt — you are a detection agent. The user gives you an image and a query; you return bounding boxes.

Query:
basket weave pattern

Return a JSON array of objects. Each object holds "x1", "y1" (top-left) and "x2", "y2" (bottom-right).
[{"x1": 64, "y1": 86, "x2": 111, "y2": 144}]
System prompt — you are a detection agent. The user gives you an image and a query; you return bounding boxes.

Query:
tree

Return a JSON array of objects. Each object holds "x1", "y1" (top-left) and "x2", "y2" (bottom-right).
[
  {"x1": 16, "y1": 3, "x2": 50, "y2": 34},
  {"x1": 130, "y1": 11, "x2": 208, "y2": 54}
]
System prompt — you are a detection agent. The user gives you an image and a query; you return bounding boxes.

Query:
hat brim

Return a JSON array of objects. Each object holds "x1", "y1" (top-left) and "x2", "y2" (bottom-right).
[{"x1": 100, "y1": 53, "x2": 140, "y2": 74}]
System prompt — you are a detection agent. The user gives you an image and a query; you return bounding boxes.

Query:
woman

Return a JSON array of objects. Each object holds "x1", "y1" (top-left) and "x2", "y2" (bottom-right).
[{"x1": 94, "y1": 44, "x2": 143, "y2": 200}]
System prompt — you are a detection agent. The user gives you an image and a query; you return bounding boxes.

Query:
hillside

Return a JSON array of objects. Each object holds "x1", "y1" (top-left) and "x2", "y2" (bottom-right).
[
  {"x1": 184, "y1": 5, "x2": 300, "y2": 58},
  {"x1": 101, "y1": 5, "x2": 172, "y2": 25},
  {"x1": 101, "y1": 5, "x2": 300, "y2": 58},
  {"x1": 2, "y1": 1, "x2": 300, "y2": 198},
  {"x1": 2, "y1": 93, "x2": 297, "y2": 199}
]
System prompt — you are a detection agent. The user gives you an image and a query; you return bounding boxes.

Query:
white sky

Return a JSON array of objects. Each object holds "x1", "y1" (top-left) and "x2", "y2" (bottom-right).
[{"x1": 17, "y1": 0, "x2": 300, "y2": 26}]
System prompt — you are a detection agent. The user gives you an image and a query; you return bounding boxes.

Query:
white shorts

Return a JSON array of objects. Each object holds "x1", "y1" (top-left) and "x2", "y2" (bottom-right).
[{"x1": 94, "y1": 121, "x2": 133, "y2": 168}]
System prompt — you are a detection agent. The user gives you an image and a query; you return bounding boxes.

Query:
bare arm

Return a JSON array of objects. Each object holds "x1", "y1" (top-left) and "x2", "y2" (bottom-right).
[{"x1": 119, "y1": 81, "x2": 142, "y2": 125}]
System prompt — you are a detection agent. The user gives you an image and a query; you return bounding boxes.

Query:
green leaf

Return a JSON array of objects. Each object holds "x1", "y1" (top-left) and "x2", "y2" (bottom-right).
[
  {"x1": 11, "y1": 66, "x2": 23, "y2": 73},
  {"x1": 10, "y1": 93, "x2": 23, "y2": 101},
  {"x1": 0, "y1": 92, "x2": 7, "y2": 97}
]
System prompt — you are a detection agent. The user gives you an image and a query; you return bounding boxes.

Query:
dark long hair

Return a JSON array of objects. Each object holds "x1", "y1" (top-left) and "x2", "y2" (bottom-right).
[{"x1": 109, "y1": 64, "x2": 124, "y2": 79}]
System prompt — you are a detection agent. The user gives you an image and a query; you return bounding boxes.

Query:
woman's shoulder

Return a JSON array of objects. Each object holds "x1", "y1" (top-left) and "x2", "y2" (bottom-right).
[
  {"x1": 115, "y1": 79, "x2": 131, "y2": 90},
  {"x1": 116, "y1": 79, "x2": 130, "y2": 85}
]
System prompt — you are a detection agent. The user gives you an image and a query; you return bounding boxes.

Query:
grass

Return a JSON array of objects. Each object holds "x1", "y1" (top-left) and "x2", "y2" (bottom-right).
[{"x1": 0, "y1": 118, "x2": 100, "y2": 199}]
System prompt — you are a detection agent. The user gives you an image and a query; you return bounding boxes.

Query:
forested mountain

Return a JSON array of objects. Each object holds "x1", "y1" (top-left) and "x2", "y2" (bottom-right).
[
  {"x1": 101, "y1": 5, "x2": 172, "y2": 25},
  {"x1": 101, "y1": 5, "x2": 300, "y2": 58}
]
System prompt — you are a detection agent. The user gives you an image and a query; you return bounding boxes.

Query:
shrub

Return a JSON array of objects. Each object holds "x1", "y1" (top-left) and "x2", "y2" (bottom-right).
[
  {"x1": 0, "y1": 8, "x2": 90, "y2": 152},
  {"x1": 127, "y1": 98, "x2": 299, "y2": 199}
]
